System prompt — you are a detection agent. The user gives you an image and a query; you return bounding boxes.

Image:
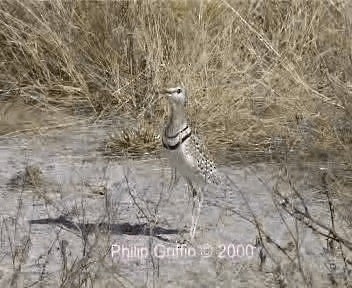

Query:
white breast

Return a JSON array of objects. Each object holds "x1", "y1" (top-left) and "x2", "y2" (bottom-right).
[{"x1": 165, "y1": 137, "x2": 217, "y2": 186}]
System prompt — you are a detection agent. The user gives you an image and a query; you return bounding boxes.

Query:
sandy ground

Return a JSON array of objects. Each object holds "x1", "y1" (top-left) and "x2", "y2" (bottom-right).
[{"x1": 0, "y1": 121, "x2": 350, "y2": 287}]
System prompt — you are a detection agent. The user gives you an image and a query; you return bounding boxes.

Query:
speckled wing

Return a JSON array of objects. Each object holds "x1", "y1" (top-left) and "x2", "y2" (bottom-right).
[{"x1": 183, "y1": 133, "x2": 220, "y2": 185}]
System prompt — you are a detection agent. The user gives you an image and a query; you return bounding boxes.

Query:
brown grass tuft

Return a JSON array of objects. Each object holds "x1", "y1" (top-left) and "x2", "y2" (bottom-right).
[
  {"x1": 104, "y1": 121, "x2": 160, "y2": 158},
  {"x1": 0, "y1": 0, "x2": 351, "y2": 162}
]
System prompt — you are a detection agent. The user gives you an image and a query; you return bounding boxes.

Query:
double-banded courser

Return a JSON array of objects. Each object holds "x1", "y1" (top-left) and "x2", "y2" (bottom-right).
[{"x1": 161, "y1": 86, "x2": 219, "y2": 240}]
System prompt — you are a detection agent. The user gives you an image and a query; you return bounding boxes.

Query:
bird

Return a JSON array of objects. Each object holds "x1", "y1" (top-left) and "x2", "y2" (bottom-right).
[{"x1": 161, "y1": 86, "x2": 220, "y2": 240}]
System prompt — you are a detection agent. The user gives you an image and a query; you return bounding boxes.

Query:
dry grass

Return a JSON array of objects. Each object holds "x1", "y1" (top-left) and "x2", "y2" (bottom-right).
[
  {"x1": 104, "y1": 121, "x2": 160, "y2": 158},
  {"x1": 1, "y1": 2, "x2": 352, "y2": 286},
  {"x1": 7, "y1": 164, "x2": 43, "y2": 188},
  {"x1": 0, "y1": 0, "x2": 351, "y2": 161}
]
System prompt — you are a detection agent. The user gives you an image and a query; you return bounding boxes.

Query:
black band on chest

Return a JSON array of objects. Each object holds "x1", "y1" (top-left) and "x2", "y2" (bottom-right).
[
  {"x1": 166, "y1": 125, "x2": 189, "y2": 139},
  {"x1": 163, "y1": 131, "x2": 191, "y2": 150}
]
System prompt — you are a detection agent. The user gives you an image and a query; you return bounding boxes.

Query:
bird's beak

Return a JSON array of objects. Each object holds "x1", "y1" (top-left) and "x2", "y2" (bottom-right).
[{"x1": 160, "y1": 88, "x2": 173, "y2": 96}]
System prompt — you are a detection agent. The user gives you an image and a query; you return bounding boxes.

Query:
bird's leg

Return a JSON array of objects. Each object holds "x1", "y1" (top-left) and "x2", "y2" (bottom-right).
[
  {"x1": 167, "y1": 168, "x2": 179, "y2": 194},
  {"x1": 193, "y1": 188, "x2": 203, "y2": 241},
  {"x1": 189, "y1": 181, "x2": 202, "y2": 241}
]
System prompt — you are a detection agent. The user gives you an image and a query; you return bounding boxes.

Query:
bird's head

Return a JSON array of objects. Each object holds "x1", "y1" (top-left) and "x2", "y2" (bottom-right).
[{"x1": 161, "y1": 86, "x2": 187, "y2": 108}]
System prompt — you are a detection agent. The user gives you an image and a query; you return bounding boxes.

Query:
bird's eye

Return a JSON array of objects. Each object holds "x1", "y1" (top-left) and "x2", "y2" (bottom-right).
[{"x1": 177, "y1": 88, "x2": 182, "y2": 94}]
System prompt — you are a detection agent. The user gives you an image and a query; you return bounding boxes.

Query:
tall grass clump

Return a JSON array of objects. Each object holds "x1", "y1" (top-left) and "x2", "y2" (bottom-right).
[{"x1": 0, "y1": 0, "x2": 351, "y2": 162}]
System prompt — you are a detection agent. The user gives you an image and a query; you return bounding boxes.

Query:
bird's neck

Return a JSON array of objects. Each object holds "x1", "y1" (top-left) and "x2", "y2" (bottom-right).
[{"x1": 166, "y1": 104, "x2": 188, "y2": 136}]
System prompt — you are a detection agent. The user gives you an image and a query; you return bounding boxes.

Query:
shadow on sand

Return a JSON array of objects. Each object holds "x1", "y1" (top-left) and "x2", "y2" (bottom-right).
[{"x1": 30, "y1": 216, "x2": 180, "y2": 238}]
